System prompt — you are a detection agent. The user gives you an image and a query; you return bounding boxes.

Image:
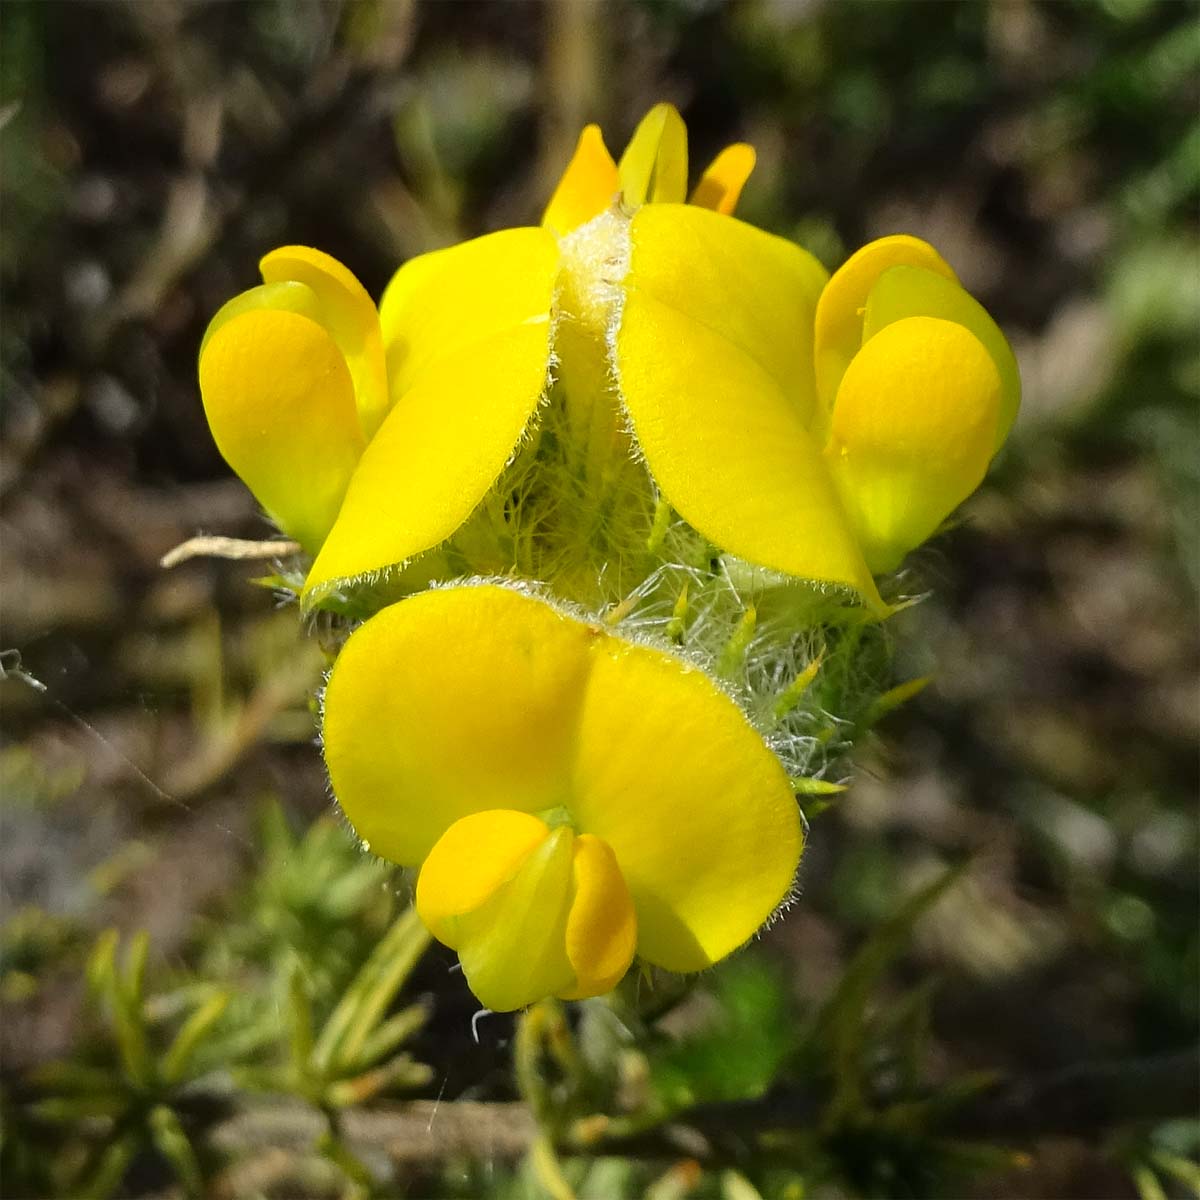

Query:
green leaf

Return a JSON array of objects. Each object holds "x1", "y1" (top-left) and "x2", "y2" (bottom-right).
[
  {"x1": 86, "y1": 929, "x2": 119, "y2": 999},
  {"x1": 312, "y1": 905, "x2": 430, "y2": 1077},
  {"x1": 864, "y1": 676, "x2": 931, "y2": 726},
  {"x1": 286, "y1": 957, "x2": 316, "y2": 1078},
  {"x1": 30, "y1": 1061, "x2": 120, "y2": 1094},
  {"x1": 772, "y1": 653, "x2": 824, "y2": 720},
  {"x1": 316, "y1": 1128, "x2": 374, "y2": 1191},
  {"x1": 717, "y1": 606, "x2": 758, "y2": 678},
  {"x1": 105, "y1": 933, "x2": 151, "y2": 1088},
  {"x1": 530, "y1": 1133, "x2": 576, "y2": 1200},
  {"x1": 119, "y1": 931, "x2": 149, "y2": 1008},
  {"x1": 80, "y1": 1133, "x2": 138, "y2": 1200},
  {"x1": 149, "y1": 1104, "x2": 202, "y2": 1197},
  {"x1": 161, "y1": 990, "x2": 230, "y2": 1083},
  {"x1": 1131, "y1": 1161, "x2": 1170, "y2": 1200},
  {"x1": 349, "y1": 1002, "x2": 428, "y2": 1072},
  {"x1": 813, "y1": 863, "x2": 967, "y2": 1122},
  {"x1": 1150, "y1": 1150, "x2": 1200, "y2": 1196},
  {"x1": 721, "y1": 1169, "x2": 765, "y2": 1200},
  {"x1": 652, "y1": 956, "x2": 795, "y2": 1108},
  {"x1": 324, "y1": 1052, "x2": 434, "y2": 1106},
  {"x1": 32, "y1": 1094, "x2": 128, "y2": 1122},
  {"x1": 790, "y1": 776, "x2": 847, "y2": 796}
]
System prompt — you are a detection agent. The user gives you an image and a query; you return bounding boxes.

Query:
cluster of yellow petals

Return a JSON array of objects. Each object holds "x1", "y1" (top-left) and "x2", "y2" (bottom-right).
[
  {"x1": 322, "y1": 584, "x2": 802, "y2": 1011},
  {"x1": 197, "y1": 104, "x2": 1021, "y2": 1008},
  {"x1": 198, "y1": 102, "x2": 1019, "y2": 612}
]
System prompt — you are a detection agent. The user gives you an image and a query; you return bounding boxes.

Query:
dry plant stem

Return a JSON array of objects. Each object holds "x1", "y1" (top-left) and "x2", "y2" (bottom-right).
[
  {"x1": 204, "y1": 1049, "x2": 1200, "y2": 1168},
  {"x1": 159, "y1": 535, "x2": 301, "y2": 568},
  {"x1": 208, "y1": 1098, "x2": 536, "y2": 1166}
]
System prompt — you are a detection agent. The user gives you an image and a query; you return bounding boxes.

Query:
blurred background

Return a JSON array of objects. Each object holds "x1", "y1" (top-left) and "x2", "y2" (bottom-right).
[{"x1": 1, "y1": 1, "x2": 1197, "y2": 1198}]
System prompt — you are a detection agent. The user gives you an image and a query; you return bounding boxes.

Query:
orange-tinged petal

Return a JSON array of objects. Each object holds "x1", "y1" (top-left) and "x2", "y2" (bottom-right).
[
  {"x1": 558, "y1": 834, "x2": 637, "y2": 999},
  {"x1": 259, "y1": 246, "x2": 390, "y2": 439},
  {"x1": 689, "y1": 143, "x2": 756, "y2": 215},
  {"x1": 198, "y1": 308, "x2": 364, "y2": 554},
  {"x1": 618, "y1": 102, "x2": 688, "y2": 206},
  {"x1": 825, "y1": 316, "x2": 1001, "y2": 573},
  {"x1": 542, "y1": 123, "x2": 620, "y2": 236},
  {"x1": 814, "y1": 235, "x2": 957, "y2": 417}
]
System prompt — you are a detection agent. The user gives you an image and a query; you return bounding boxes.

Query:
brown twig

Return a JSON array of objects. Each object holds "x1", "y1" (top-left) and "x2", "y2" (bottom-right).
[{"x1": 202, "y1": 1049, "x2": 1200, "y2": 1169}]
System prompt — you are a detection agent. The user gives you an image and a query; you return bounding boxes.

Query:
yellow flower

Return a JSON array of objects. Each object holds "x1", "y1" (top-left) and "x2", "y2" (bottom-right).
[
  {"x1": 812, "y1": 236, "x2": 1020, "y2": 572},
  {"x1": 197, "y1": 246, "x2": 388, "y2": 554},
  {"x1": 199, "y1": 103, "x2": 1018, "y2": 607},
  {"x1": 321, "y1": 583, "x2": 803, "y2": 1012}
]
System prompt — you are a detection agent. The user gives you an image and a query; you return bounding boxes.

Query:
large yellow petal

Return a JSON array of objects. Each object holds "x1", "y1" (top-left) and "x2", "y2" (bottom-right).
[
  {"x1": 568, "y1": 636, "x2": 802, "y2": 972},
  {"x1": 259, "y1": 246, "x2": 389, "y2": 439},
  {"x1": 625, "y1": 204, "x2": 828, "y2": 423},
  {"x1": 689, "y1": 143, "x2": 756, "y2": 215},
  {"x1": 198, "y1": 308, "x2": 364, "y2": 554},
  {"x1": 323, "y1": 585, "x2": 803, "y2": 983},
  {"x1": 378, "y1": 228, "x2": 560, "y2": 392},
  {"x1": 617, "y1": 205, "x2": 883, "y2": 610},
  {"x1": 304, "y1": 229, "x2": 559, "y2": 603},
  {"x1": 863, "y1": 264, "x2": 1020, "y2": 449},
  {"x1": 824, "y1": 316, "x2": 1001, "y2": 573},
  {"x1": 813, "y1": 235, "x2": 957, "y2": 417},
  {"x1": 618, "y1": 103, "x2": 688, "y2": 206},
  {"x1": 542, "y1": 124, "x2": 620, "y2": 236},
  {"x1": 322, "y1": 585, "x2": 593, "y2": 866}
]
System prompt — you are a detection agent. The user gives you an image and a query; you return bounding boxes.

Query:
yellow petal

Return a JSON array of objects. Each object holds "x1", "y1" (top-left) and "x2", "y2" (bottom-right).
[
  {"x1": 434, "y1": 822, "x2": 578, "y2": 1012},
  {"x1": 689, "y1": 143, "x2": 756, "y2": 215},
  {"x1": 558, "y1": 834, "x2": 638, "y2": 999},
  {"x1": 416, "y1": 812, "x2": 636, "y2": 1008},
  {"x1": 626, "y1": 204, "x2": 827, "y2": 423},
  {"x1": 322, "y1": 585, "x2": 593, "y2": 865},
  {"x1": 378, "y1": 227, "x2": 559, "y2": 394},
  {"x1": 824, "y1": 316, "x2": 1001, "y2": 573},
  {"x1": 199, "y1": 280, "x2": 323, "y2": 359},
  {"x1": 323, "y1": 585, "x2": 803, "y2": 985},
  {"x1": 618, "y1": 103, "x2": 688, "y2": 206},
  {"x1": 617, "y1": 204, "x2": 883, "y2": 611},
  {"x1": 814, "y1": 235, "x2": 957, "y2": 417},
  {"x1": 542, "y1": 123, "x2": 620, "y2": 236},
  {"x1": 303, "y1": 229, "x2": 559, "y2": 603},
  {"x1": 198, "y1": 308, "x2": 364, "y2": 554},
  {"x1": 415, "y1": 810, "x2": 551, "y2": 948},
  {"x1": 863, "y1": 264, "x2": 1020, "y2": 449},
  {"x1": 259, "y1": 246, "x2": 390, "y2": 439},
  {"x1": 569, "y1": 635, "x2": 802, "y2": 972}
]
